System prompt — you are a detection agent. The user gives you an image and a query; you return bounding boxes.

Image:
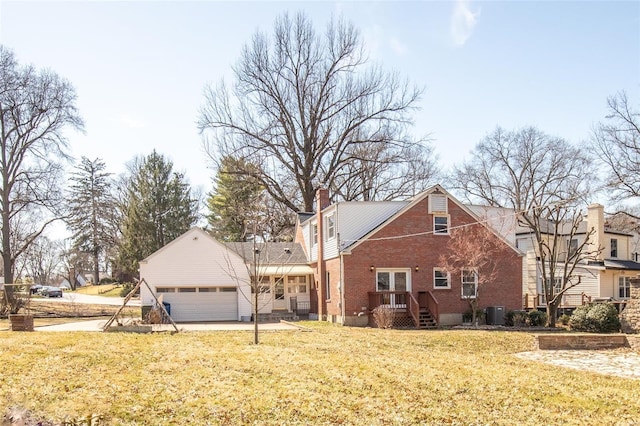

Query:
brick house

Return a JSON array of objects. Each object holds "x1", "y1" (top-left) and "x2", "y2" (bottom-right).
[{"x1": 295, "y1": 185, "x2": 524, "y2": 327}]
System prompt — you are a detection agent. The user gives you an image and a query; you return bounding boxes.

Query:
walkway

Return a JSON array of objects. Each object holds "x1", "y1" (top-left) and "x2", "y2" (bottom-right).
[{"x1": 515, "y1": 349, "x2": 640, "y2": 380}]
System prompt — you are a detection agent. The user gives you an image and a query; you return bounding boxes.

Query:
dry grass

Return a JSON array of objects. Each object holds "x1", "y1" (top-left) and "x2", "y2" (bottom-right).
[
  {"x1": 1, "y1": 324, "x2": 638, "y2": 425},
  {"x1": 72, "y1": 284, "x2": 121, "y2": 296}
]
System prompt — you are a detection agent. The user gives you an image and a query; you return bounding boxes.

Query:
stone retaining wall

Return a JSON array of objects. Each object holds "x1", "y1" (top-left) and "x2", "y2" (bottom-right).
[
  {"x1": 536, "y1": 334, "x2": 629, "y2": 350},
  {"x1": 620, "y1": 278, "x2": 640, "y2": 334}
]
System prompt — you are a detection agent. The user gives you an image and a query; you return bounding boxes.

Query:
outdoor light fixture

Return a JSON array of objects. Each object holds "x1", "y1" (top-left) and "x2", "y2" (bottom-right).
[
  {"x1": 415, "y1": 265, "x2": 420, "y2": 272},
  {"x1": 370, "y1": 265, "x2": 375, "y2": 272}
]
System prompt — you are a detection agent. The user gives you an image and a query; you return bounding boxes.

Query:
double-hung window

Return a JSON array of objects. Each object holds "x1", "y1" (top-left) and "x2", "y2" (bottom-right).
[
  {"x1": 433, "y1": 268, "x2": 450, "y2": 289},
  {"x1": 434, "y1": 216, "x2": 449, "y2": 235},
  {"x1": 326, "y1": 214, "x2": 335, "y2": 240},
  {"x1": 611, "y1": 239, "x2": 618, "y2": 258},
  {"x1": 619, "y1": 276, "x2": 630, "y2": 299},
  {"x1": 461, "y1": 269, "x2": 478, "y2": 298}
]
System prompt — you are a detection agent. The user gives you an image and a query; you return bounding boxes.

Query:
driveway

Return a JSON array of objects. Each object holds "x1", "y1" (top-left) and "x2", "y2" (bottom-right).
[{"x1": 32, "y1": 292, "x2": 140, "y2": 306}]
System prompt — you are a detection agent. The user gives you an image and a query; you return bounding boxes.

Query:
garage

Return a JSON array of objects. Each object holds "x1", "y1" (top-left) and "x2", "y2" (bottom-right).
[{"x1": 157, "y1": 287, "x2": 239, "y2": 322}]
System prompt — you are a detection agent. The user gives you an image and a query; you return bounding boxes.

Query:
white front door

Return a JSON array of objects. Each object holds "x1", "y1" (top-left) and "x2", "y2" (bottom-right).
[{"x1": 273, "y1": 276, "x2": 286, "y2": 310}]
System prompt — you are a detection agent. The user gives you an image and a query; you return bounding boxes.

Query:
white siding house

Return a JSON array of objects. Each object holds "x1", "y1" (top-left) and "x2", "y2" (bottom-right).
[{"x1": 139, "y1": 228, "x2": 252, "y2": 322}]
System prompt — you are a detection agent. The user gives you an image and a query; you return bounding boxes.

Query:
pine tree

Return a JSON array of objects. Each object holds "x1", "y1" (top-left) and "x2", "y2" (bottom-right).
[
  {"x1": 66, "y1": 157, "x2": 117, "y2": 284},
  {"x1": 206, "y1": 156, "x2": 263, "y2": 241},
  {"x1": 117, "y1": 151, "x2": 199, "y2": 276}
]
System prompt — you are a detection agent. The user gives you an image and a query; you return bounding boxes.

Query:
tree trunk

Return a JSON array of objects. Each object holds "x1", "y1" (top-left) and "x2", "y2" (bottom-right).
[{"x1": 546, "y1": 303, "x2": 558, "y2": 328}]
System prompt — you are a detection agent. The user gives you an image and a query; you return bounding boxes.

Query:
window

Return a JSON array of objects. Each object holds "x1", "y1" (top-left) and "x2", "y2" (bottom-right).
[
  {"x1": 433, "y1": 269, "x2": 450, "y2": 289},
  {"x1": 461, "y1": 270, "x2": 478, "y2": 298},
  {"x1": 568, "y1": 239, "x2": 578, "y2": 256},
  {"x1": 252, "y1": 277, "x2": 271, "y2": 293},
  {"x1": 326, "y1": 214, "x2": 335, "y2": 240},
  {"x1": 156, "y1": 287, "x2": 176, "y2": 293},
  {"x1": 178, "y1": 287, "x2": 196, "y2": 293},
  {"x1": 326, "y1": 271, "x2": 331, "y2": 300},
  {"x1": 221, "y1": 287, "x2": 237, "y2": 292},
  {"x1": 611, "y1": 239, "x2": 618, "y2": 258},
  {"x1": 434, "y1": 216, "x2": 449, "y2": 235},
  {"x1": 198, "y1": 287, "x2": 217, "y2": 292},
  {"x1": 619, "y1": 276, "x2": 631, "y2": 299},
  {"x1": 287, "y1": 276, "x2": 308, "y2": 294},
  {"x1": 311, "y1": 223, "x2": 318, "y2": 246}
]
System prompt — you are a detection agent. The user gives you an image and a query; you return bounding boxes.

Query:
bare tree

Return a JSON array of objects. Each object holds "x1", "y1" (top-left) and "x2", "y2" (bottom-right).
[
  {"x1": 0, "y1": 46, "x2": 82, "y2": 312},
  {"x1": 592, "y1": 91, "x2": 640, "y2": 201},
  {"x1": 450, "y1": 126, "x2": 598, "y2": 326},
  {"x1": 438, "y1": 225, "x2": 502, "y2": 326},
  {"x1": 15, "y1": 235, "x2": 62, "y2": 285},
  {"x1": 199, "y1": 12, "x2": 435, "y2": 213}
]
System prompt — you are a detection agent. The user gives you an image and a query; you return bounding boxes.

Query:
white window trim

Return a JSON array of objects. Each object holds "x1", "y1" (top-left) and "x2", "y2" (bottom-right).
[
  {"x1": 310, "y1": 223, "x2": 318, "y2": 247},
  {"x1": 326, "y1": 214, "x2": 336, "y2": 241},
  {"x1": 461, "y1": 269, "x2": 478, "y2": 299},
  {"x1": 433, "y1": 268, "x2": 451, "y2": 289},
  {"x1": 618, "y1": 276, "x2": 630, "y2": 299},
  {"x1": 433, "y1": 215, "x2": 450, "y2": 235},
  {"x1": 611, "y1": 238, "x2": 618, "y2": 258}
]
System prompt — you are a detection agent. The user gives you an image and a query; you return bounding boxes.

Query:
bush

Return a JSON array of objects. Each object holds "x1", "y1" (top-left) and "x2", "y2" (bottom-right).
[
  {"x1": 505, "y1": 310, "x2": 527, "y2": 327},
  {"x1": 119, "y1": 282, "x2": 137, "y2": 298},
  {"x1": 99, "y1": 277, "x2": 115, "y2": 285},
  {"x1": 504, "y1": 310, "x2": 547, "y2": 327},
  {"x1": 526, "y1": 310, "x2": 547, "y2": 327},
  {"x1": 569, "y1": 303, "x2": 621, "y2": 333},
  {"x1": 462, "y1": 308, "x2": 485, "y2": 324},
  {"x1": 372, "y1": 306, "x2": 396, "y2": 329},
  {"x1": 558, "y1": 314, "x2": 571, "y2": 326}
]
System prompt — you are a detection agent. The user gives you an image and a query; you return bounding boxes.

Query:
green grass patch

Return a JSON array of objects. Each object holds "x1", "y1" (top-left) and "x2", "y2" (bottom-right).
[
  {"x1": 71, "y1": 284, "x2": 121, "y2": 296},
  {"x1": 1, "y1": 325, "x2": 638, "y2": 425}
]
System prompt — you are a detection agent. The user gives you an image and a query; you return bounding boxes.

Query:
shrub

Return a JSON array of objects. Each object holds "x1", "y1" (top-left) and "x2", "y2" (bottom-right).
[
  {"x1": 569, "y1": 303, "x2": 621, "y2": 333},
  {"x1": 558, "y1": 314, "x2": 571, "y2": 326},
  {"x1": 462, "y1": 308, "x2": 485, "y2": 324},
  {"x1": 505, "y1": 310, "x2": 527, "y2": 327},
  {"x1": 372, "y1": 306, "x2": 396, "y2": 329},
  {"x1": 99, "y1": 277, "x2": 115, "y2": 285},
  {"x1": 119, "y1": 282, "x2": 137, "y2": 298},
  {"x1": 526, "y1": 310, "x2": 547, "y2": 327}
]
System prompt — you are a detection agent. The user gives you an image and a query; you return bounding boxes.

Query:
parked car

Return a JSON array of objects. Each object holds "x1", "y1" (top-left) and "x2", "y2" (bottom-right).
[
  {"x1": 29, "y1": 284, "x2": 43, "y2": 294},
  {"x1": 39, "y1": 286, "x2": 63, "y2": 298}
]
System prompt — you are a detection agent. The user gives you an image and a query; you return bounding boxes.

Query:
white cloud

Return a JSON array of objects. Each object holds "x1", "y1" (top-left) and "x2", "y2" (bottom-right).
[
  {"x1": 451, "y1": 0, "x2": 480, "y2": 46},
  {"x1": 389, "y1": 37, "x2": 408, "y2": 56}
]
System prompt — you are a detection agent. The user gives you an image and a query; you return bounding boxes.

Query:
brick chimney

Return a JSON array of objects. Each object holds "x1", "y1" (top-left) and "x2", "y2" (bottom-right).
[
  {"x1": 587, "y1": 203, "x2": 605, "y2": 261},
  {"x1": 316, "y1": 188, "x2": 330, "y2": 212}
]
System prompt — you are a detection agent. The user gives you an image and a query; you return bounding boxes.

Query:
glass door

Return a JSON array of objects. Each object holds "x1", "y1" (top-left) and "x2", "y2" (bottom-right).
[{"x1": 376, "y1": 269, "x2": 410, "y2": 308}]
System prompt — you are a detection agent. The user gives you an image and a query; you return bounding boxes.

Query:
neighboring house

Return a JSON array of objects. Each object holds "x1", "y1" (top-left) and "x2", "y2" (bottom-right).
[
  {"x1": 138, "y1": 227, "x2": 312, "y2": 322},
  {"x1": 295, "y1": 185, "x2": 524, "y2": 327},
  {"x1": 517, "y1": 204, "x2": 640, "y2": 310}
]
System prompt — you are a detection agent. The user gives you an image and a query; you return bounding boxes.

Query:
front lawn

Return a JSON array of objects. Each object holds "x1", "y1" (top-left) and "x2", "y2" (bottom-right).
[{"x1": 1, "y1": 324, "x2": 637, "y2": 425}]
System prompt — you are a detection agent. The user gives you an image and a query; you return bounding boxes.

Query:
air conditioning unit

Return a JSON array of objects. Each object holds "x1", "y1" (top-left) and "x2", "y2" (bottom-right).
[{"x1": 486, "y1": 306, "x2": 505, "y2": 325}]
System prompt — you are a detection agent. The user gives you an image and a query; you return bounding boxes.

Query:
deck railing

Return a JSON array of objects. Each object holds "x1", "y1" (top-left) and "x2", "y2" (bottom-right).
[
  {"x1": 369, "y1": 291, "x2": 439, "y2": 328},
  {"x1": 523, "y1": 292, "x2": 592, "y2": 309}
]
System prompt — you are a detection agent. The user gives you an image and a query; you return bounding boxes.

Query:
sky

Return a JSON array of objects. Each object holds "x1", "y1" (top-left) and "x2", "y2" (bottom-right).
[{"x1": 0, "y1": 0, "x2": 639, "y2": 201}]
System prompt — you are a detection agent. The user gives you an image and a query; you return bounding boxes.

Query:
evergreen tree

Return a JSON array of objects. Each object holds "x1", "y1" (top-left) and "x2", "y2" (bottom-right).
[
  {"x1": 66, "y1": 157, "x2": 117, "y2": 283},
  {"x1": 206, "y1": 156, "x2": 263, "y2": 241},
  {"x1": 117, "y1": 151, "x2": 199, "y2": 276}
]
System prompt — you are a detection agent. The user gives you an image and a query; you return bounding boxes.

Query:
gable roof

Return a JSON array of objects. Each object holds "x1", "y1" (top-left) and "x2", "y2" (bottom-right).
[
  {"x1": 224, "y1": 241, "x2": 308, "y2": 265},
  {"x1": 340, "y1": 184, "x2": 521, "y2": 255},
  {"x1": 139, "y1": 227, "x2": 239, "y2": 264}
]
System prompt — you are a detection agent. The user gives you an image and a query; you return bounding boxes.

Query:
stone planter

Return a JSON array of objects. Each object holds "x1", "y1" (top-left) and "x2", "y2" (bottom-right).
[{"x1": 9, "y1": 314, "x2": 34, "y2": 331}]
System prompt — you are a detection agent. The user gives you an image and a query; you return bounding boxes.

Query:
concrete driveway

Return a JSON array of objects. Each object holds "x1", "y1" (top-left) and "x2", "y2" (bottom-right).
[{"x1": 34, "y1": 320, "x2": 303, "y2": 332}]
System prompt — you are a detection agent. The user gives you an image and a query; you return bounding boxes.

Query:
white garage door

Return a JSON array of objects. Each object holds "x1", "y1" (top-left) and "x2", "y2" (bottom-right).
[{"x1": 157, "y1": 287, "x2": 238, "y2": 322}]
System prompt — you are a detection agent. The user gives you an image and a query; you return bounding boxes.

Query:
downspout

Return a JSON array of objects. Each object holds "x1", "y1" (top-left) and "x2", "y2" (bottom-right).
[
  {"x1": 338, "y1": 233, "x2": 345, "y2": 325},
  {"x1": 316, "y1": 194, "x2": 325, "y2": 320}
]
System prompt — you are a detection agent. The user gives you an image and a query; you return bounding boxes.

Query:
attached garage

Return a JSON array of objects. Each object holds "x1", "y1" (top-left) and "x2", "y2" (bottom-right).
[
  {"x1": 139, "y1": 228, "x2": 252, "y2": 322},
  {"x1": 156, "y1": 287, "x2": 239, "y2": 322}
]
